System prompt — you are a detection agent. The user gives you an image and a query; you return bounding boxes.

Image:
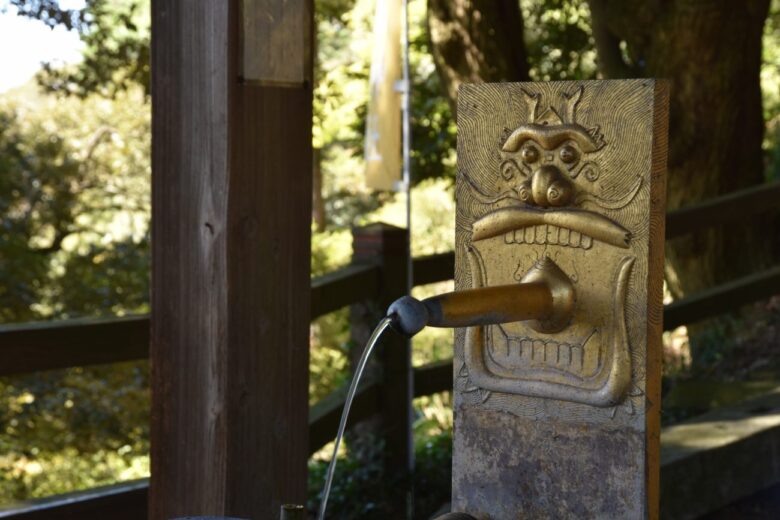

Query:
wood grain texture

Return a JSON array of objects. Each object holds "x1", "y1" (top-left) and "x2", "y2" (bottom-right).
[{"x1": 150, "y1": 1, "x2": 312, "y2": 519}]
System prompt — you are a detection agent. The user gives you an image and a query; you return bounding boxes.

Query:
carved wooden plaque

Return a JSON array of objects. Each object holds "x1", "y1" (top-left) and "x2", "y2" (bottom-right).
[{"x1": 453, "y1": 80, "x2": 668, "y2": 519}]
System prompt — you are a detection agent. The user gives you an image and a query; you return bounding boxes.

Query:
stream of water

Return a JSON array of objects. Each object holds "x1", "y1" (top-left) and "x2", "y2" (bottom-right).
[{"x1": 316, "y1": 315, "x2": 396, "y2": 520}]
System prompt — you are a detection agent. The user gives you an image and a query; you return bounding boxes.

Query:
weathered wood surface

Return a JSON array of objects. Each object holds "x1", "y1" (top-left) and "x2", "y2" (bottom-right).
[
  {"x1": 452, "y1": 80, "x2": 668, "y2": 518},
  {"x1": 150, "y1": 1, "x2": 312, "y2": 519},
  {"x1": 0, "y1": 316, "x2": 148, "y2": 376}
]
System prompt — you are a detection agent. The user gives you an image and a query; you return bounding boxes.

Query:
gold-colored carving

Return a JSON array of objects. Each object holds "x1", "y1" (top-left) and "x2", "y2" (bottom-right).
[
  {"x1": 457, "y1": 83, "x2": 653, "y2": 407},
  {"x1": 452, "y1": 79, "x2": 668, "y2": 520}
]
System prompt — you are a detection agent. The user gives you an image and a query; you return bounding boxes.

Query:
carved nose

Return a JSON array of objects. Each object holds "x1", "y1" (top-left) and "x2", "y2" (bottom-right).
[{"x1": 523, "y1": 165, "x2": 573, "y2": 208}]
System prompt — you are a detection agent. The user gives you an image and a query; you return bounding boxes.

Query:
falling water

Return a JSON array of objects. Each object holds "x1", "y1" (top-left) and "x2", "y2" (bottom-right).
[{"x1": 316, "y1": 315, "x2": 396, "y2": 520}]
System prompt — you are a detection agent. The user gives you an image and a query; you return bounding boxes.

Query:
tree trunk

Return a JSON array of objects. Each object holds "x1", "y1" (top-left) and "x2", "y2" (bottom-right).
[
  {"x1": 587, "y1": 0, "x2": 773, "y2": 298},
  {"x1": 427, "y1": 0, "x2": 530, "y2": 112}
]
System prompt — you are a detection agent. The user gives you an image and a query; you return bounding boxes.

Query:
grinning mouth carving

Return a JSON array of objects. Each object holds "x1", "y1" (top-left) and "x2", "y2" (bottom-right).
[
  {"x1": 487, "y1": 327, "x2": 600, "y2": 380},
  {"x1": 464, "y1": 250, "x2": 635, "y2": 407},
  {"x1": 503, "y1": 225, "x2": 594, "y2": 249}
]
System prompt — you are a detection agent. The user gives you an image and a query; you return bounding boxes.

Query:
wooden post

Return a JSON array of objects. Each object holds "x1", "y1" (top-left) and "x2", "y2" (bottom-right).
[
  {"x1": 150, "y1": 1, "x2": 312, "y2": 519},
  {"x1": 351, "y1": 224, "x2": 413, "y2": 514},
  {"x1": 452, "y1": 80, "x2": 668, "y2": 518}
]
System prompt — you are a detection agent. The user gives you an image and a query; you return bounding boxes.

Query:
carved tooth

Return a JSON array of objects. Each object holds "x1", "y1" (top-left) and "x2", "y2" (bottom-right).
[
  {"x1": 520, "y1": 339, "x2": 533, "y2": 363},
  {"x1": 570, "y1": 345, "x2": 583, "y2": 372},
  {"x1": 524, "y1": 226, "x2": 535, "y2": 243},
  {"x1": 558, "y1": 227, "x2": 570, "y2": 246},
  {"x1": 558, "y1": 343, "x2": 572, "y2": 368},
  {"x1": 581, "y1": 336, "x2": 600, "y2": 377},
  {"x1": 547, "y1": 224, "x2": 559, "y2": 245},
  {"x1": 510, "y1": 337, "x2": 521, "y2": 358},
  {"x1": 545, "y1": 342, "x2": 559, "y2": 365},
  {"x1": 534, "y1": 225, "x2": 547, "y2": 244},
  {"x1": 505, "y1": 232, "x2": 514, "y2": 244},
  {"x1": 569, "y1": 230, "x2": 582, "y2": 247},
  {"x1": 581, "y1": 234, "x2": 593, "y2": 249},
  {"x1": 532, "y1": 339, "x2": 546, "y2": 362},
  {"x1": 514, "y1": 229, "x2": 525, "y2": 244}
]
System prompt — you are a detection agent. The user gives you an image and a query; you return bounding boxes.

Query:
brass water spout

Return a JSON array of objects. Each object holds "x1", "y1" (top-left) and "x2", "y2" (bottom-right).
[{"x1": 388, "y1": 256, "x2": 575, "y2": 336}]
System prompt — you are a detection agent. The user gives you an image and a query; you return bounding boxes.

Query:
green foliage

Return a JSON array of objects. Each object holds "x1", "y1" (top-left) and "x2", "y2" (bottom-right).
[
  {"x1": 7, "y1": 0, "x2": 150, "y2": 97},
  {"x1": 0, "y1": 81, "x2": 150, "y2": 500},
  {"x1": 521, "y1": 0, "x2": 598, "y2": 82},
  {"x1": 762, "y1": 0, "x2": 780, "y2": 181},
  {"x1": 307, "y1": 429, "x2": 453, "y2": 519},
  {"x1": 0, "y1": 362, "x2": 149, "y2": 501}
]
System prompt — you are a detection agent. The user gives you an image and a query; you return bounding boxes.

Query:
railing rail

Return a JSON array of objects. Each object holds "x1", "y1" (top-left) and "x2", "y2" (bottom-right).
[{"x1": 1, "y1": 181, "x2": 779, "y2": 518}]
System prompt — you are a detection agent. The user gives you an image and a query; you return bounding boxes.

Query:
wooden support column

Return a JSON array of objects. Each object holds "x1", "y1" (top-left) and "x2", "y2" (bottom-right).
[
  {"x1": 150, "y1": 1, "x2": 312, "y2": 519},
  {"x1": 351, "y1": 224, "x2": 413, "y2": 514}
]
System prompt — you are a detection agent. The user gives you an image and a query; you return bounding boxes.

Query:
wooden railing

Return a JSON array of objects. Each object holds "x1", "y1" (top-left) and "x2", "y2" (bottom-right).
[{"x1": 1, "y1": 181, "x2": 779, "y2": 518}]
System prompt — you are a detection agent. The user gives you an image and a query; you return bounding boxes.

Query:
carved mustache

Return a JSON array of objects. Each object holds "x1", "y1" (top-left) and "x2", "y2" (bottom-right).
[{"x1": 472, "y1": 206, "x2": 631, "y2": 249}]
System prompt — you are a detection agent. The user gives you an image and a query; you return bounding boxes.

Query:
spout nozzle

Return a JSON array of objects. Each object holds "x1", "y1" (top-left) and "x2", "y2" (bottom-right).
[{"x1": 387, "y1": 295, "x2": 429, "y2": 337}]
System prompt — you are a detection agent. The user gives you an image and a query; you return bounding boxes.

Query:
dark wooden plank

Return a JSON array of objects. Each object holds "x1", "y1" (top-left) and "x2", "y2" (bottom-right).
[
  {"x1": 666, "y1": 182, "x2": 780, "y2": 239},
  {"x1": 311, "y1": 263, "x2": 380, "y2": 319},
  {"x1": 413, "y1": 359, "x2": 453, "y2": 398},
  {"x1": 308, "y1": 378, "x2": 380, "y2": 455},
  {"x1": 664, "y1": 265, "x2": 780, "y2": 330},
  {"x1": 0, "y1": 480, "x2": 147, "y2": 520},
  {"x1": 0, "y1": 316, "x2": 149, "y2": 376},
  {"x1": 351, "y1": 224, "x2": 413, "y2": 515},
  {"x1": 150, "y1": 1, "x2": 313, "y2": 519},
  {"x1": 412, "y1": 252, "x2": 455, "y2": 287}
]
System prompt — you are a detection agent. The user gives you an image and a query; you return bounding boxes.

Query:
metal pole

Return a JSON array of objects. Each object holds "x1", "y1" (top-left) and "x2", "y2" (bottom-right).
[
  {"x1": 401, "y1": 0, "x2": 412, "y2": 294},
  {"x1": 400, "y1": 1, "x2": 414, "y2": 516}
]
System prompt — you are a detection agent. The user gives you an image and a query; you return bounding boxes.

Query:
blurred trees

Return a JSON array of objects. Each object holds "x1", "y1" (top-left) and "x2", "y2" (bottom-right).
[
  {"x1": 588, "y1": 0, "x2": 773, "y2": 298},
  {"x1": 0, "y1": 2, "x2": 151, "y2": 497},
  {"x1": 428, "y1": 0, "x2": 780, "y2": 301}
]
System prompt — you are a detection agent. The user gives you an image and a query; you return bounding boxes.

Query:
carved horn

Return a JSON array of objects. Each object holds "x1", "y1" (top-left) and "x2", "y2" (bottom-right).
[{"x1": 562, "y1": 86, "x2": 584, "y2": 124}]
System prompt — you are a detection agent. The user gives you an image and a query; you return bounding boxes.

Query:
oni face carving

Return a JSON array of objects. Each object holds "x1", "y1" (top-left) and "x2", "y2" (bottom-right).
[{"x1": 463, "y1": 87, "x2": 638, "y2": 407}]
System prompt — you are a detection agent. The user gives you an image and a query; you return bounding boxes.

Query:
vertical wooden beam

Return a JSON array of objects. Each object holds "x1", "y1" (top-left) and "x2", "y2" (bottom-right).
[
  {"x1": 150, "y1": 1, "x2": 312, "y2": 519},
  {"x1": 351, "y1": 224, "x2": 413, "y2": 515}
]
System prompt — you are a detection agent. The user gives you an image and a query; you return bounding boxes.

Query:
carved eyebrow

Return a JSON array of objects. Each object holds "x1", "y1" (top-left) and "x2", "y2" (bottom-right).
[{"x1": 502, "y1": 124, "x2": 604, "y2": 153}]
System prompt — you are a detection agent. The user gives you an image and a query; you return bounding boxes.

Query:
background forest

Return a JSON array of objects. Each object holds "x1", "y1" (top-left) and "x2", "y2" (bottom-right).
[{"x1": 0, "y1": 0, "x2": 779, "y2": 517}]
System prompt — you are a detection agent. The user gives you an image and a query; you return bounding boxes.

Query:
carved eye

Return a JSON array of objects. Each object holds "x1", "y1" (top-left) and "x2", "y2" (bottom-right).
[
  {"x1": 559, "y1": 145, "x2": 579, "y2": 164},
  {"x1": 521, "y1": 145, "x2": 539, "y2": 164}
]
